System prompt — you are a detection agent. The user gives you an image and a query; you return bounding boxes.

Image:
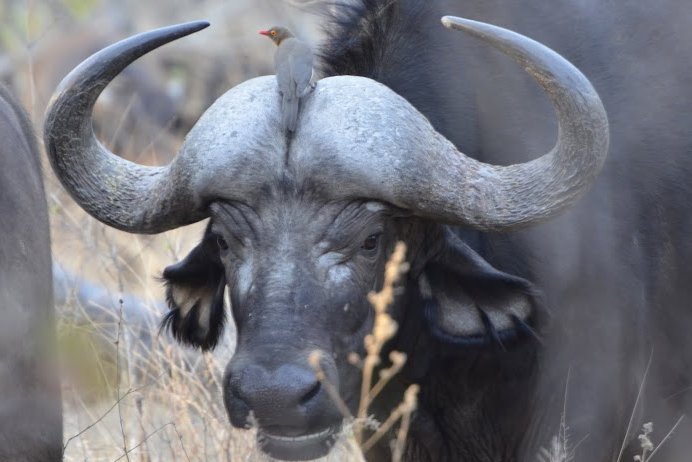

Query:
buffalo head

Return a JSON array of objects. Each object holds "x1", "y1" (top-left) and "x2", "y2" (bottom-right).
[{"x1": 44, "y1": 18, "x2": 608, "y2": 461}]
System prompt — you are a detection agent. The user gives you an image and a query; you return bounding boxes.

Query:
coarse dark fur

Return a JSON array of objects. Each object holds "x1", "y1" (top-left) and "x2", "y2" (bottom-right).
[
  {"x1": 160, "y1": 224, "x2": 227, "y2": 350},
  {"x1": 0, "y1": 84, "x2": 62, "y2": 461},
  {"x1": 315, "y1": 0, "x2": 692, "y2": 461}
]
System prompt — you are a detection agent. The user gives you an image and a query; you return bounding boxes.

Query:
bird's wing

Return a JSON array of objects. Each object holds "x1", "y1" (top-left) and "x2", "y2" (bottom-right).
[
  {"x1": 286, "y1": 40, "x2": 314, "y2": 94},
  {"x1": 274, "y1": 43, "x2": 295, "y2": 95}
]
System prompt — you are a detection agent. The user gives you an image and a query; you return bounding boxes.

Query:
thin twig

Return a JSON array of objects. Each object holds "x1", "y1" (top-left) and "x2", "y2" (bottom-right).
[
  {"x1": 392, "y1": 412, "x2": 412, "y2": 462},
  {"x1": 63, "y1": 381, "x2": 155, "y2": 452},
  {"x1": 356, "y1": 353, "x2": 379, "y2": 439},
  {"x1": 646, "y1": 415, "x2": 685, "y2": 461},
  {"x1": 367, "y1": 351, "x2": 406, "y2": 404},
  {"x1": 356, "y1": 242, "x2": 408, "y2": 443},
  {"x1": 115, "y1": 298, "x2": 130, "y2": 461},
  {"x1": 308, "y1": 351, "x2": 353, "y2": 419},
  {"x1": 391, "y1": 385, "x2": 418, "y2": 462},
  {"x1": 361, "y1": 406, "x2": 404, "y2": 453},
  {"x1": 361, "y1": 384, "x2": 418, "y2": 454},
  {"x1": 112, "y1": 423, "x2": 175, "y2": 462},
  {"x1": 170, "y1": 423, "x2": 192, "y2": 462},
  {"x1": 616, "y1": 350, "x2": 653, "y2": 462}
]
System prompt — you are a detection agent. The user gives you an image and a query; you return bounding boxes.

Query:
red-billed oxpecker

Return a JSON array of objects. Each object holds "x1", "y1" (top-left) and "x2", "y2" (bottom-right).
[{"x1": 260, "y1": 26, "x2": 314, "y2": 134}]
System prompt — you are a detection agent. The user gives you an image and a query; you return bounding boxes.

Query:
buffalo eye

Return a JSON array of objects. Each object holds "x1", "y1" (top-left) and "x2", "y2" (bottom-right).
[
  {"x1": 216, "y1": 235, "x2": 229, "y2": 251},
  {"x1": 361, "y1": 233, "x2": 381, "y2": 252}
]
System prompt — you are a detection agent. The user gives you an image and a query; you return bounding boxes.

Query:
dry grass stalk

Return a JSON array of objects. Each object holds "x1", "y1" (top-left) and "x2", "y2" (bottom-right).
[
  {"x1": 361, "y1": 384, "x2": 419, "y2": 455},
  {"x1": 633, "y1": 422, "x2": 654, "y2": 462},
  {"x1": 367, "y1": 350, "x2": 407, "y2": 404},
  {"x1": 390, "y1": 384, "x2": 419, "y2": 462},
  {"x1": 307, "y1": 242, "x2": 419, "y2": 459},
  {"x1": 537, "y1": 435, "x2": 572, "y2": 462},
  {"x1": 355, "y1": 242, "x2": 410, "y2": 441},
  {"x1": 617, "y1": 352, "x2": 653, "y2": 462},
  {"x1": 309, "y1": 350, "x2": 353, "y2": 419},
  {"x1": 635, "y1": 416, "x2": 685, "y2": 462},
  {"x1": 352, "y1": 241, "x2": 421, "y2": 459},
  {"x1": 537, "y1": 370, "x2": 574, "y2": 462}
]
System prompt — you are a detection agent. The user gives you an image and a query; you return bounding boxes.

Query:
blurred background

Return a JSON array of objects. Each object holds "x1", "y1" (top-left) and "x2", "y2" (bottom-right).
[{"x1": 0, "y1": 1, "x2": 357, "y2": 460}]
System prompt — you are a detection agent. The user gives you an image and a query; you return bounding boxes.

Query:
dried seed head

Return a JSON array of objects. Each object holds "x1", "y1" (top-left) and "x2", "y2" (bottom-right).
[
  {"x1": 348, "y1": 352, "x2": 362, "y2": 366},
  {"x1": 389, "y1": 351, "x2": 407, "y2": 367},
  {"x1": 402, "y1": 384, "x2": 420, "y2": 412},
  {"x1": 308, "y1": 350, "x2": 322, "y2": 369}
]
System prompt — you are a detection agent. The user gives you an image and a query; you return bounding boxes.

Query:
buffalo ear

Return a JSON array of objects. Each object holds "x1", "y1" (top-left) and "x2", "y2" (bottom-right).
[
  {"x1": 419, "y1": 229, "x2": 542, "y2": 347},
  {"x1": 161, "y1": 230, "x2": 226, "y2": 351}
]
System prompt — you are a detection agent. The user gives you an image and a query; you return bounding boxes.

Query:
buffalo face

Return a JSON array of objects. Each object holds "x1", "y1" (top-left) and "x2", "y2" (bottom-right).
[
  {"x1": 160, "y1": 189, "x2": 546, "y2": 459},
  {"x1": 163, "y1": 194, "x2": 409, "y2": 459}
]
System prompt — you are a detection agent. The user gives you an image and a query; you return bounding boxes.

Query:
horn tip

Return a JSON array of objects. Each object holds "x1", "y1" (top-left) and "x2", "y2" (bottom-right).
[
  {"x1": 183, "y1": 20, "x2": 211, "y2": 33},
  {"x1": 441, "y1": 15, "x2": 471, "y2": 31}
]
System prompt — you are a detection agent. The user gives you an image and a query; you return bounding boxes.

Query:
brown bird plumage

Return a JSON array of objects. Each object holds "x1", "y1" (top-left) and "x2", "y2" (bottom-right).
[{"x1": 260, "y1": 26, "x2": 314, "y2": 133}]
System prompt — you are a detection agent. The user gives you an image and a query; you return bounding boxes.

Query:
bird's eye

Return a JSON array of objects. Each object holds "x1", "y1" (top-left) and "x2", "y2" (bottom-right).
[
  {"x1": 217, "y1": 235, "x2": 229, "y2": 251},
  {"x1": 271, "y1": 30, "x2": 277, "y2": 36},
  {"x1": 361, "y1": 234, "x2": 381, "y2": 252}
]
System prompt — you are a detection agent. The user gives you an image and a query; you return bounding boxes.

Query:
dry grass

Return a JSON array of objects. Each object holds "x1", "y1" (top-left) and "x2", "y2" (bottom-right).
[
  {"x1": 55, "y1": 220, "x2": 251, "y2": 461},
  {"x1": 354, "y1": 242, "x2": 418, "y2": 460},
  {"x1": 55, "y1": 227, "x2": 420, "y2": 462},
  {"x1": 56, "y1": 232, "x2": 370, "y2": 461},
  {"x1": 308, "y1": 242, "x2": 419, "y2": 461}
]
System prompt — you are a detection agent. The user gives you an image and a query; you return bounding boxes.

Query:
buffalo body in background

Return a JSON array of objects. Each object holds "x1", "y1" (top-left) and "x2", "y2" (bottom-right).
[{"x1": 0, "y1": 84, "x2": 61, "y2": 460}]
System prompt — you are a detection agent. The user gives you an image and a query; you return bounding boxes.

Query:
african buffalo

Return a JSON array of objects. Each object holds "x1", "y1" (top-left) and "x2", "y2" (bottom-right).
[
  {"x1": 44, "y1": 0, "x2": 692, "y2": 461},
  {"x1": 0, "y1": 84, "x2": 62, "y2": 460}
]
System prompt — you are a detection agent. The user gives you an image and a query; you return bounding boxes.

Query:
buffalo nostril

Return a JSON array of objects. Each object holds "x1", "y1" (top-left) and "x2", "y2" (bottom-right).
[
  {"x1": 226, "y1": 357, "x2": 342, "y2": 430},
  {"x1": 299, "y1": 380, "x2": 322, "y2": 406}
]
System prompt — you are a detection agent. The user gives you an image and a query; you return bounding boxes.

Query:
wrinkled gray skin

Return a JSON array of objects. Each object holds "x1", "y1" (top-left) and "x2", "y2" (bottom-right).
[
  {"x1": 0, "y1": 84, "x2": 62, "y2": 461},
  {"x1": 44, "y1": 16, "x2": 612, "y2": 462}
]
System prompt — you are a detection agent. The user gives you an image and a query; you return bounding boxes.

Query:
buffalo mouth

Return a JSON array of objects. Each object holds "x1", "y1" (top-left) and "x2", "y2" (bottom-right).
[{"x1": 257, "y1": 424, "x2": 341, "y2": 461}]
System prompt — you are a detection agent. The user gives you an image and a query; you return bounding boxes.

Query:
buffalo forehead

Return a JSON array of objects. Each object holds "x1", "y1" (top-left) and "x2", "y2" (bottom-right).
[
  {"x1": 293, "y1": 76, "x2": 442, "y2": 198},
  {"x1": 177, "y1": 75, "x2": 443, "y2": 205},
  {"x1": 181, "y1": 75, "x2": 286, "y2": 202}
]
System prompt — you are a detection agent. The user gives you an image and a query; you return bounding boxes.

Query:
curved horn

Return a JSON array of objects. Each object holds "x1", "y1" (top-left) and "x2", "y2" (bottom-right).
[
  {"x1": 398, "y1": 17, "x2": 609, "y2": 230},
  {"x1": 44, "y1": 21, "x2": 210, "y2": 234}
]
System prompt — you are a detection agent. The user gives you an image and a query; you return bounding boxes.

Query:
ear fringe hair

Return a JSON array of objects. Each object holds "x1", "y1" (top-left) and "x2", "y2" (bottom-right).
[
  {"x1": 160, "y1": 279, "x2": 226, "y2": 351},
  {"x1": 422, "y1": 290, "x2": 544, "y2": 352}
]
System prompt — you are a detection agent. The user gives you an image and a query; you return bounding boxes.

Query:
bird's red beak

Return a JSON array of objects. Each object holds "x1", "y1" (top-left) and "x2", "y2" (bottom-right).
[{"x1": 259, "y1": 30, "x2": 270, "y2": 36}]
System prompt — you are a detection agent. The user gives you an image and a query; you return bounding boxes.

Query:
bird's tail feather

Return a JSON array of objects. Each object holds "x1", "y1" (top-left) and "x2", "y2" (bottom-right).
[{"x1": 282, "y1": 95, "x2": 299, "y2": 133}]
